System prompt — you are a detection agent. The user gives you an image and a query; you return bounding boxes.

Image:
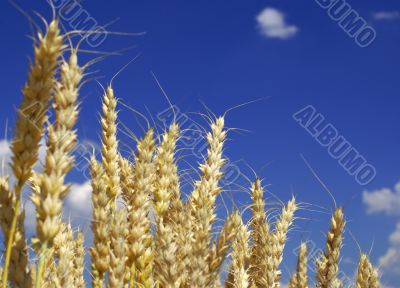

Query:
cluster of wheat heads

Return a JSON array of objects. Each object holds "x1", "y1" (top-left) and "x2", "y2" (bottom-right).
[{"x1": 0, "y1": 18, "x2": 383, "y2": 288}]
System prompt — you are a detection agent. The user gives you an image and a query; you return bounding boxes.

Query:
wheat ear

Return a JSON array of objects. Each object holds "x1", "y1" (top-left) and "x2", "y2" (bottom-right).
[
  {"x1": 101, "y1": 85, "x2": 122, "y2": 205},
  {"x1": 0, "y1": 176, "x2": 31, "y2": 288},
  {"x1": 53, "y1": 224, "x2": 75, "y2": 288},
  {"x1": 154, "y1": 123, "x2": 181, "y2": 288},
  {"x1": 32, "y1": 51, "x2": 82, "y2": 287},
  {"x1": 356, "y1": 254, "x2": 381, "y2": 288},
  {"x1": 2, "y1": 19, "x2": 63, "y2": 287},
  {"x1": 316, "y1": 208, "x2": 345, "y2": 288},
  {"x1": 271, "y1": 197, "x2": 297, "y2": 286},
  {"x1": 188, "y1": 117, "x2": 226, "y2": 288},
  {"x1": 249, "y1": 178, "x2": 270, "y2": 287},
  {"x1": 289, "y1": 243, "x2": 308, "y2": 288},
  {"x1": 108, "y1": 208, "x2": 127, "y2": 288},
  {"x1": 127, "y1": 129, "x2": 155, "y2": 288},
  {"x1": 73, "y1": 231, "x2": 86, "y2": 288},
  {"x1": 89, "y1": 157, "x2": 111, "y2": 287},
  {"x1": 209, "y1": 212, "x2": 241, "y2": 286},
  {"x1": 226, "y1": 219, "x2": 251, "y2": 288}
]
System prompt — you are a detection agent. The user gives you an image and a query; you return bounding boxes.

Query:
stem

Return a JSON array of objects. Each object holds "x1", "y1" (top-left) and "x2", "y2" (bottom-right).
[
  {"x1": 2, "y1": 196, "x2": 21, "y2": 288},
  {"x1": 35, "y1": 241, "x2": 48, "y2": 288}
]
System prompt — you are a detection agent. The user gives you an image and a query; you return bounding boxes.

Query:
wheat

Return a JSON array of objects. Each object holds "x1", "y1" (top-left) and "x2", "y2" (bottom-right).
[
  {"x1": 89, "y1": 157, "x2": 110, "y2": 287},
  {"x1": 3, "y1": 18, "x2": 64, "y2": 287},
  {"x1": 101, "y1": 86, "x2": 122, "y2": 204},
  {"x1": 53, "y1": 224, "x2": 75, "y2": 288},
  {"x1": 249, "y1": 178, "x2": 270, "y2": 287},
  {"x1": 0, "y1": 13, "x2": 387, "y2": 288},
  {"x1": 289, "y1": 243, "x2": 308, "y2": 288},
  {"x1": 154, "y1": 123, "x2": 181, "y2": 288},
  {"x1": 356, "y1": 254, "x2": 381, "y2": 288},
  {"x1": 189, "y1": 117, "x2": 227, "y2": 288},
  {"x1": 74, "y1": 232, "x2": 86, "y2": 288},
  {"x1": 209, "y1": 212, "x2": 241, "y2": 286},
  {"x1": 108, "y1": 208, "x2": 127, "y2": 288},
  {"x1": 316, "y1": 208, "x2": 345, "y2": 288},
  {"x1": 127, "y1": 129, "x2": 155, "y2": 288}
]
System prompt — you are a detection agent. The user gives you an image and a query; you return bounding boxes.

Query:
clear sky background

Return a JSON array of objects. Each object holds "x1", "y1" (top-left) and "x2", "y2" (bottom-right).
[{"x1": 0, "y1": 0, "x2": 399, "y2": 287}]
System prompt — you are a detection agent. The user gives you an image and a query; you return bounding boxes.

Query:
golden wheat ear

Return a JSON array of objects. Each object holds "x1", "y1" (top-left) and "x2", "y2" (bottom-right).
[
  {"x1": 108, "y1": 208, "x2": 127, "y2": 288},
  {"x1": 187, "y1": 117, "x2": 227, "y2": 288},
  {"x1": 208, "y1": 211, "x2": 241, "y2": 286},
  {"x1": 249, "y1": 178, "x2": 270, "y2": 287},
  {"x1": 356, "y1": 254, "x2": 381, "y2": 288},
  {"x1": 126, "y1": 129, "x2": 156, "y2": 288},
  {"x1": 101, "y1": 85, "x2": 122, "y2": 205},
  {"x1": 89, "y1": 157, "x2": 110, "y2": 288},
  {"x1": 289, "y1": 243, "x2": 308, "y2": 288},
  {"x1": 226, "y1": 218, "x2": 251, "y2": 288},
  {"x1": 316, "y1": 207, "x2": 345, "y2": 288},
  {"x1": 2, "y1": 18, "x2": 64, "y2": 288},
  {"x1": 154, "y1": 123, "x2": 181, "y2": 288}
]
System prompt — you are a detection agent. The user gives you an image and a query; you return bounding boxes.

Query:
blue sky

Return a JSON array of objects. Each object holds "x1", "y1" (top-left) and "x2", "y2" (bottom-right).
[{"x1": 0, "y1": 0, "x2": 399, "y2": 286}]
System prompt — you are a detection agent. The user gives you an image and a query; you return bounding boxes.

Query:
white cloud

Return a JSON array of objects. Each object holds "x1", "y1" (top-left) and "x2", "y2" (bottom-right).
[
  {"x1": 379, "y1": 223, "x2": 400, "y2": 277},
  {"x1": 363, "y1": 181, "x2": 400, "y2": 284},
  {"x1": 64, "y1": 181, "x2": 93, "y2": 231},
  {"x1": 256, "y1": 8, "x2": 298, "y2": 39},
  {"x1": 362, "y1": 182, "x2": 400, "y2": 215},
  {"x1": 372, "y1": 11, "x2": 400, "y2": 21}
]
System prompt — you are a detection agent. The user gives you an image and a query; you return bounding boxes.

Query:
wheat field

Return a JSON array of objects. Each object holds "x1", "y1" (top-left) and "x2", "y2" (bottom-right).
[{"x1": 0, "y1": 17, "x2": 382, "y2": 288}]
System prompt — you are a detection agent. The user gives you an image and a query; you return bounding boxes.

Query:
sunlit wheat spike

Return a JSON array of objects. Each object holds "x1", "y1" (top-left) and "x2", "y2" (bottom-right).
[
  {"x1": 3, "y1": 18, "x2": 64, "y2": 288},
  {"x1": 356, "y1": 254, "x2": 381, "y2": 288},
  {"x1": 270, "y1": 197, "x2": 297, "y2": 286},
  {"x1": 316, "y1": 208, "x2": 345, "y2": 288},
  {"x1": 108, "y1": 208, "x2": 127, "y2": 288},
  {"x1": 101, "y1": 85, "x2": 122, "y2": 203},
  {"x1": 208, "y1": 211, "x2": 241, "y2": 286},
  {"x1": 74, "y1": 231, "x2": 86, "y2": 288},
  {"x1": 188, "y1": 117, "x2": 227, "y2": 288},
  {"x1": 249, "y1": 178, "x2": 270, "y2": 287},
  {"x1": 127, "y1": 129, "x2": 155, "y2": 288},
  {"x1": 89, "y1": 157, "x2": 110, "y2": 287},
  {"x1": 32, "y1": 51, "x2": 83, "y2": 246},
  {"x1": 154, "y1": 123, "x2": 181, "y2": 288},
  {"x1": 53, "y1": 224, "x2": 75, "y2": 288},
  {"x1": 289, "y1": 243, "x2": 308, "y2": 288}
]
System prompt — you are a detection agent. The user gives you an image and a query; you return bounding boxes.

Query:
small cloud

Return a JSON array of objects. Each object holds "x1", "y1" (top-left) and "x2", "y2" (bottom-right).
[
  {"x1": 372, "y1": 11, "x2": 400, "y2": 21},
  {"x1": 256, "y1": 8, "x2": 298, "y2": 39},
  {"x1": 379, "y1": 222, "x2": 400, "y2": 277},
  {"x1": 362, "y1": 182, "x2": 400, "y2": 215},
  {"x1": 65, "y1": 181, "x2": 92, "y2": 216}
]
